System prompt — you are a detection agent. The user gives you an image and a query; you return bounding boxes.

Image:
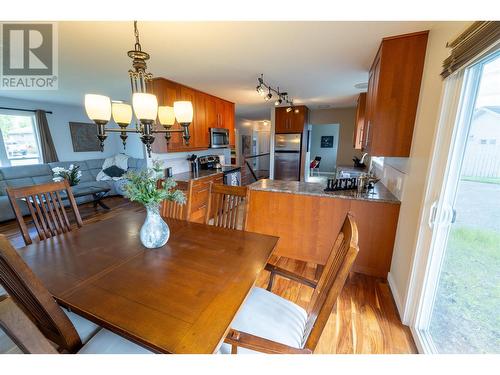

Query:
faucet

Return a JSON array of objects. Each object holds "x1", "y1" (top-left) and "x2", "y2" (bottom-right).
[{"x1": 360, "y1": 153, "x2": 368, "y2": 165}]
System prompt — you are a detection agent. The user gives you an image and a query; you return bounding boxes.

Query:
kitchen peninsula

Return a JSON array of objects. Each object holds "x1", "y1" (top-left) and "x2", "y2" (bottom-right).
[{"x1": 246, "y1": 179, "x2": 401, "y2": 278}]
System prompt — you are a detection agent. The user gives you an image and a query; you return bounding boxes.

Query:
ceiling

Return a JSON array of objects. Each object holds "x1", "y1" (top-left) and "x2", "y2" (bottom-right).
[{"x1": 1, "y1": 21, "x2": 438, "y2": 119}]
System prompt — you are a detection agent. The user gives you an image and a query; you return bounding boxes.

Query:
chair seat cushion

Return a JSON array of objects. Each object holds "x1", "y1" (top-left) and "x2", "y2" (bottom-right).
[
  {"x1": 78, "y1": 329, "x2": 153, "y2": 354},
  {"x1": 62, "y1": 308, "x2": 101, "y2": 345},
  {"x1": 219, "y1": 287, "x2": 308, "y2": 354}
]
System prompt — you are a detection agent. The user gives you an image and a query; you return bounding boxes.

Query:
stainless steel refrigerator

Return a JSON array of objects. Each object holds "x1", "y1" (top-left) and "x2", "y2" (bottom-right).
[{"x1": 274, "y1": 133, "x2": 301, "y2": 181}]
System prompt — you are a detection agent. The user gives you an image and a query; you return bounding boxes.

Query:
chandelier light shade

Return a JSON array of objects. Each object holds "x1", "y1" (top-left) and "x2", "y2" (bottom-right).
[
  {"x1": 158, "y1": 106, "x2": 176, "y2": 126},
  {"x1": 132, "y1": 93, "x2": 158, "y2": 121},
  {"x1": 85, "y1": 94, "x2": 111, "y2": 122},
  {"x1": 174, "y1": 101, "x2": 194, "y2": 124},
  {"x1": 112, "y1": 102, "x2": 133, "y2": 125}
]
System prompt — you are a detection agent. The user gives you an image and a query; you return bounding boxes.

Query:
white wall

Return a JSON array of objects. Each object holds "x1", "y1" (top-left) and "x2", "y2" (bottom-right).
[
  {"x1": 309, "y1": 124, "x2": 339, "y2": 174},
  {"x1": 387, "y1": 22, "x2": 472, "y2": 320},
  {"x1": 0, "y1": 96, "x2": 124, "y2": 161}
]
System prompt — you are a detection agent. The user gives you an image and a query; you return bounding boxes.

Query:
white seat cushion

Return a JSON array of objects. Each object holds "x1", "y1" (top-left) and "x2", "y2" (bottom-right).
[
  {"x1": 219, "y1": 287, "x2": 308, "y2": 354},
  {"x1": 78, "y1": 329, "x2": 153, "y2": 354},
  {"x1": 62, "y1": 308, "x2": 101, "y2": 345}
]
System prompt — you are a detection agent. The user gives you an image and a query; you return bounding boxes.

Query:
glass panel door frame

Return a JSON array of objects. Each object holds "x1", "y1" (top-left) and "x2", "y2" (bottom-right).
[{"x1": 407, "y1": 49, "x2": 500, "y2": 354}]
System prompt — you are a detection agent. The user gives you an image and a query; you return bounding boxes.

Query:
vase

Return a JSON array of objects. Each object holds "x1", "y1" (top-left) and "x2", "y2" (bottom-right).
[{"x1": 140, "y1": 204, "x2": 170, "y2": 249}]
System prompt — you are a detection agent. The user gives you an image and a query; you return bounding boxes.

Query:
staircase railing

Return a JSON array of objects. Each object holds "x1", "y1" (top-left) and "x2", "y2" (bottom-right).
[{"x1": 242, "y1": 153, "x2": 270, "y2": 185}]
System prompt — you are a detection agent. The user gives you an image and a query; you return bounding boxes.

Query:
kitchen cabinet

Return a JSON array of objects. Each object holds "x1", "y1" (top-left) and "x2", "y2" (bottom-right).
[
  {"x1": 176, "y1": 173, "x2": 224, "y2": 223},
  {"x1": 275, "y1": 105, "x2": 308, "y2": 134},
  {"x1": 246, "y1": 188, "x2": 400, "y2": 278},
  {"x1": 353, "y1": 92, "x2": 366, "y2": 150},
  {"x1": 361, "y1": 31, "x2": 428, "y2": 156},
  {"x1": 151, "y1": 78, "x2": 235, "y2": 153}
]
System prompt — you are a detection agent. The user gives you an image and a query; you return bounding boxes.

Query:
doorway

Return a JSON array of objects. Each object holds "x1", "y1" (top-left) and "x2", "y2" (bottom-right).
[
  {"x1": 415, "y1": 52, "x2": 500, "y2": 353},
  {"x1": 309, "y1": 124, "x2": 339, "y2": 179}
]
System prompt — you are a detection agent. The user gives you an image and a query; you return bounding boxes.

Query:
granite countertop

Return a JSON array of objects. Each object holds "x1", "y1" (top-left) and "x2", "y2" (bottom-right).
[
  {"x1": 248, "y1": 179, "x2": 400, "y2": 204},
  {"x1": 173, "y1": 166, "x2": 241, "y2": 182}
]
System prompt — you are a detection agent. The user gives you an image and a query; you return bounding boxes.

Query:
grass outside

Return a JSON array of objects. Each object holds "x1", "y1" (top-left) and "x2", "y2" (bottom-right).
[
  {"x1": 429, "y1": 226, "x2": 500, "y2": 353},
  {"x1": 462, "y1": 176, "x2": 500, "y2": 185}
]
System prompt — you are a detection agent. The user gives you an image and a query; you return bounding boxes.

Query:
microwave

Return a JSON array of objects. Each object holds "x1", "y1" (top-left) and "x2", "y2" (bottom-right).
[{"x1": 209, "y1": 127, "x2": 230, "y2": 148}]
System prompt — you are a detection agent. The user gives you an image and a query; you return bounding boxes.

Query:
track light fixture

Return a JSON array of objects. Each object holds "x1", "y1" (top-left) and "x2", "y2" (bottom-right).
[
  {"x1": 255, "y1": 74, "x2": 296, "y2": 109},
  {"x1": 264, "y1": 88, "x2": 272, "y2": 101}
]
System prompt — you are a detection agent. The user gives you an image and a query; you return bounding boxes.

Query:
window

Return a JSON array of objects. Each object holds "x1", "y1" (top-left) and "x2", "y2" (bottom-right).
[
  {"x1": 413, "y1": 51, "x2": 500, "y2": 354},
  {"x1": 0, "y1": 111, "x2": 41, "y2": 166}
]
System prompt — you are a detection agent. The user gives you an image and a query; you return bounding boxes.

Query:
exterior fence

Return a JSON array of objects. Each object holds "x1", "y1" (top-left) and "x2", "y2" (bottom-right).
[{"x1": 462, "y1": 142, "x2": 500, "y2": 178}]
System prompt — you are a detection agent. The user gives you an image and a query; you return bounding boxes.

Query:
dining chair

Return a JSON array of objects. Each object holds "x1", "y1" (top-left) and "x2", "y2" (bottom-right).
[
  {"x1": 220, "y1": 214, "x2": 359, "y2": 354},
  {"x1": 6, "y1": 180, "x2": 83, "y2": 246},
  {"x1": 205, "y1": 183, "x2": 250, "y2": 230},
  {"x1": 161, "y1": 180, "x2": 191, "y2": 220},
  {"x1": 0, "y1": 235, "x2": 152, "y2": 354}
]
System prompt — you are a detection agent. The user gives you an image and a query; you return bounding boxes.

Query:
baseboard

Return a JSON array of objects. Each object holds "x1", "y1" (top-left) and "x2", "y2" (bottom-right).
[{"x1": 387, "y1": 271, "x2": 405, "y2": 323}]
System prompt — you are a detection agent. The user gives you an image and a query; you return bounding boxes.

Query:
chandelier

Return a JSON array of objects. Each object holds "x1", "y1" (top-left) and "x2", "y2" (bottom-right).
[{"x1": 84, "y1": 21, "x2": 193, "y2": 157}]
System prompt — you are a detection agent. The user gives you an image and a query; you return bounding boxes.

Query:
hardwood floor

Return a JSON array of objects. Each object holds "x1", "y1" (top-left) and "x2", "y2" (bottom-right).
[{"x1": 0, "y1": 196, "x2": 417, "y2": 354}]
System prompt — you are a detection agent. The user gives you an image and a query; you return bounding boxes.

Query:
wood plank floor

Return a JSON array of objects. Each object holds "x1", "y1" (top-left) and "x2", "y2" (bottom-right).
[{"x1": 0, "y1": 196, "x2": 417, "y2": 354}]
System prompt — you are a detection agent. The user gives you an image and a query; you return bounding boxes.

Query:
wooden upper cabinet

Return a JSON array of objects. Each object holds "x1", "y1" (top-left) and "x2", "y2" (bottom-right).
[
  {"x1": 151, "y1": 78, "x2": 235, "y2": 153},
  {"x1": 363, "y1": 31, "x2": 429, "y2": 157},
  {"x1": 223, "y1": 101, "x2": 235, "y2": 146},
  {"x1": 353, "y1": 93, "x2": 367, "y2": 150},
  {"x1": 275, "y1": 106, "x2": 308, "y2": 134}
]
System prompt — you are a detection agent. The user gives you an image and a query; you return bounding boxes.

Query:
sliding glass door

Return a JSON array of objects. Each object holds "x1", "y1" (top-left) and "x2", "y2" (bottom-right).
[{"x1": 417, "y1": 52, "x2": 500, "y2": 353}]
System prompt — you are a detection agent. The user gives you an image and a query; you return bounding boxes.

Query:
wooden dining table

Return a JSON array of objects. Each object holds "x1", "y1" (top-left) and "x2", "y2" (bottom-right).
[{"x1": 16, "y1": 209, "x2": 279, "y2": 353}]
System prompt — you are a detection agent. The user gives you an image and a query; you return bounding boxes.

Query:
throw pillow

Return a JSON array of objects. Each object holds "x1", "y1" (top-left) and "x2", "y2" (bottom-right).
[{"x1": 103, "y1": 165, "x2": 126, "y2": 178}]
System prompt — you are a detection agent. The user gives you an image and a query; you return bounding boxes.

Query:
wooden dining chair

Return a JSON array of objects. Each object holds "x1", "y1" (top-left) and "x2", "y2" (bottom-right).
[
  {"x1": 6, "y1": 180, "x2": 83, "y2": 246},
  {"x1": 205, "y1": 183, "x2": 250, "y2": 230},
  {"x1": 161, "y1": 180, "x2": 191, "y2": 220},
  {"x1": 221, "y1": 214, "x2": 359, "y2": 354},
  {"x1": 0, "y1": 235, "x2": 152, "y2": 354}
]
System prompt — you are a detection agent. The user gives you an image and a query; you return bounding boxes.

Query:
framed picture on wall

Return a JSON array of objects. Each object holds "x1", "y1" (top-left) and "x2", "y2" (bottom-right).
[
  {"x1": 69, "y1": 122, "x2": 100, "y2": 152},
  {"x1": 321, "y1": 135, "x2": 334, "y2": 148}
]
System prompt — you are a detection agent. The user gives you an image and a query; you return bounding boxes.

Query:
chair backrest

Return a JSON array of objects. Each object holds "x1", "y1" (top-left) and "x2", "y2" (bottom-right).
[
  {"x1": 302, "y1": 214, "x2": 359, "y2": 352},
  {"x1": 161, "y1": 180, "x2": 191, "y2": 220},
  {"x1": 6, "y1": 180, "x2": 83, "y2": 246},
  {"x1": 0, "y1": 234, "x2": 82, "y2": 353},
  {"x1": 0, "y1": 295, "x2": 58, "y2": 354},
  {"x1": 206, "y1": 183, "x2": 250, "y2": 230}
]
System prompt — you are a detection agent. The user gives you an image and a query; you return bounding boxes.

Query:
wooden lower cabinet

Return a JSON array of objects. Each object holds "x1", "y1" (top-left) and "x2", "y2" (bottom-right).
[
  {"x1": 177, "y1": 173, "x2": 224, "y2": 223},
  {"x1": 246, "y1": 190, "x2": 400, "y2": 278}
]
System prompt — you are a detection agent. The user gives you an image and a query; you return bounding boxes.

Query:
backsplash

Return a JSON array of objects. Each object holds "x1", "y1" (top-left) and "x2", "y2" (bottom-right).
[
  {"x1": 371, "y1": 157, "x2": 408, "y2": 201},
  {"x1": 151, "y1": 149, "x2": 231, "y2": 175}
]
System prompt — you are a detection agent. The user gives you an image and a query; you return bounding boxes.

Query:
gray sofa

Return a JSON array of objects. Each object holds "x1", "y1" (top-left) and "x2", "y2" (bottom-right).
[{"x1": 0, "y1": 157, "x2": 146, "y2": 222}]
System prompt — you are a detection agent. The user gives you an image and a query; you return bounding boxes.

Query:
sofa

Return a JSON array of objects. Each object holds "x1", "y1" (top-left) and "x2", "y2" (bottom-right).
[{"x1": 0, "y1": 157, "x2": 146, "y2": 222}]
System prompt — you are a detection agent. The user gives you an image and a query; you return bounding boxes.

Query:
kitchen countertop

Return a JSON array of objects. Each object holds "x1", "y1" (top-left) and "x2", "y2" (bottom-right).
[
  {"x1": 173, "y1": 166, "x2": 241, "y2": 182},
  {"x1": 248, "y1": 179, "x2": 400, "y2": 204}
]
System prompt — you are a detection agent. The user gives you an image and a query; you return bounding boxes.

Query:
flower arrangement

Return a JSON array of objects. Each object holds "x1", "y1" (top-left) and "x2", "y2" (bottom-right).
[
  {"x1": 123, "y1": 160, "x2": 186, "y2": 209},
  {"x1": 52, "y1": 164, "x2": 82, "y2": 186}
]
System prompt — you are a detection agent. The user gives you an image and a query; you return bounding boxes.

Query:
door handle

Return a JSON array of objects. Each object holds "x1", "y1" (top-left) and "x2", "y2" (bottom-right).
[
  {"x1": 364, "y1": 121, "x2": 371, "y2": 148},
  {"x1": 428, "y1": 200, "x2": 438, "y2": 229}
]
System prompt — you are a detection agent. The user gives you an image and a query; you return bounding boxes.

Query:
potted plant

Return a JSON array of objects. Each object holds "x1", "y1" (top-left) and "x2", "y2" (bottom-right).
[
  {"x1": 123, "y1": 161, "x2": 185, "y2": 249},
  {"x1": 52, "y1": 164, "x2": 82, "y2": 186}
]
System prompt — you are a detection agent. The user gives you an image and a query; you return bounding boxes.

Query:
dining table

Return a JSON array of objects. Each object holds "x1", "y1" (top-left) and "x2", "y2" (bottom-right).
[{"x1": 15, "y1": 208, "x2": 279, "y2": 353}]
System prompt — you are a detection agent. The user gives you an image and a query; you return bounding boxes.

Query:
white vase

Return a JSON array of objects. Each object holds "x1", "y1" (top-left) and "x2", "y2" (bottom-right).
[{"x1": 140, "y1": 204, "x2": 170, "y2": 249}]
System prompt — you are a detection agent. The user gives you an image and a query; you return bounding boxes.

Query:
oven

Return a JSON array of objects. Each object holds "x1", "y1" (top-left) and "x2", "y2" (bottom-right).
[{"x1": 209, "y1": 128, "x2": 230, "y2": 148}]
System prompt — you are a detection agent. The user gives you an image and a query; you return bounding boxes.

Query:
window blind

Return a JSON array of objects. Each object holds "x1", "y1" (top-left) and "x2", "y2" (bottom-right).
[{"x1": 441, "y1": 21, "x2": 500, "y2": 79}]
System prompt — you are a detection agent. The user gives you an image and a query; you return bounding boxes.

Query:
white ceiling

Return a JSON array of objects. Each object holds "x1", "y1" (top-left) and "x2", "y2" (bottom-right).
[{"x1": 1, "y1": 21, "x2": 438, "y2": 119}]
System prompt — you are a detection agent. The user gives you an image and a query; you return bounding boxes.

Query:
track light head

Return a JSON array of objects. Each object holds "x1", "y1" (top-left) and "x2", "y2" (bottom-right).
[
  {"x1": 294, "y1": 108, "x2": 300, "y2": 114},
  {"x1": 274, "y1": 98, "x2": 282, "y2": 106},
  {"x1": 256, "y1": 85, "x2": 265, "y2": 96},
  {"x1": 286, "y1": 106, "x2": 292, "y2": 113},
  {"x1": 264, "y1": 88, "x2": 272, "y2": 101}
]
